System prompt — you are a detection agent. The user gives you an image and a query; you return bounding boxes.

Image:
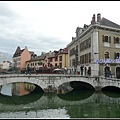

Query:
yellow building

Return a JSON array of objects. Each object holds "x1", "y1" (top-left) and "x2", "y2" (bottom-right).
[{"x1": 25, "y1": 54, "x2": 45, "y2": 73}]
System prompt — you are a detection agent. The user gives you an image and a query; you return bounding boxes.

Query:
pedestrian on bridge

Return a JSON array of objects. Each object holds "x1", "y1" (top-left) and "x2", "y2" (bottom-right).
[
  {"x1": 26, "y1": 66, "x2": 31, "y2": 75},
  {"x1": 87, "y1": 68, "x2": 90, "y2": 79},
  {"x1": 64, "y1": 66, "x2": 67, "y2": 74},
  {"x1": 35, "y1": 64, "x2": 39, "y2": 75},
  {"x1": 105, "y1": 69, "x2": 111, "y2": 78}
]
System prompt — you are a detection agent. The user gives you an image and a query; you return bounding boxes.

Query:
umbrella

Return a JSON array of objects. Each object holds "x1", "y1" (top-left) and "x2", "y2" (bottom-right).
[{"x1": 53, "y1": 68, "x2": 63, "y2": 71}]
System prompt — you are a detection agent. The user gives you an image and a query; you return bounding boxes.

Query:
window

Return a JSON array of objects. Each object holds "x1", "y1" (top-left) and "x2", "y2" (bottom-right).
[
  {"x1": 59, "y1": 56, "x2": 62, "y2": 61},
  {"x1": 89, "y1": 52, "x2": 91, "y2": 63},
  {"x1": 114, "y1": 52, "x2": 120, "y2": 59},
  {"x1": 104, "y1": 51, "x2": 109, "y2": 59},
  {"x1": 88, "y1": 39, "x2": 91, "y2": 47},
  {"x1": 116, "y1": 37, "x2": 119, "y2": 44},
  {"x1": 105, "y1": 36, "x2": 109, "y2": 42},
  {"x1": 103, "y1": 35, "x2": 111, "y2": 43}
]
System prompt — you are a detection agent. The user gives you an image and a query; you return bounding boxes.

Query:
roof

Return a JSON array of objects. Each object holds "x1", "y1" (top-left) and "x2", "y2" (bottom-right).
[
  {"x1": 26, "y1": 55, "x2": 46, "y2": 62},
  {"x1": 99, "y1": 17, "x2": 120, "y2": 29}
]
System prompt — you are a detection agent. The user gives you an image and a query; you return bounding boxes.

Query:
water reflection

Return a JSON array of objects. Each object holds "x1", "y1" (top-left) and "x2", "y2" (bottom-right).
[
  {"x1": 0, "y1": 92, "x2": 44, "y2": 105},
  {"x1": 102, "y1": 86, "x2": 120, "y2": 98},
  {"x1": 0, "y1": 82, "x2": 44, "y2": 96},
  {"x1": 0, "y1": 89, "x2": 120, "y2": 118},
  {"x1": 102, "y1": 91, "x2": 120, "y2": 98},
  {"x1": 57, "y1": 89, "x2": 94, "y2": 101}
]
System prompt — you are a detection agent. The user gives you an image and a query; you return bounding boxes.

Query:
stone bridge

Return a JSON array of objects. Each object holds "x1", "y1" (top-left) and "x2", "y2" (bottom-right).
[{"x1": 0, "y1": 74, "x2": 120, "y2": 93}]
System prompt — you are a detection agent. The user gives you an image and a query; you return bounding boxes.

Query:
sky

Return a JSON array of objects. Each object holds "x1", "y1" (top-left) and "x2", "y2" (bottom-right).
[{"x1": 0, "y1": 1, "x2": 120, "y2": 56}]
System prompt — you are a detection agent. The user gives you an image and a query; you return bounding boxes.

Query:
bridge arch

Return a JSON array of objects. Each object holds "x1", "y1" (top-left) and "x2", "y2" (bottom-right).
[
  {"x1": 0, "y1": 77, "x2": 48, "y2": 92},
  {"x1": 0, "y1": 74, "x2": 120, "y2": 93}
]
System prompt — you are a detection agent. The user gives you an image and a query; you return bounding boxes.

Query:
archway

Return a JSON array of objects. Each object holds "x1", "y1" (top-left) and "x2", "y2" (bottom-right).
[{"x1": 104, "y1": 66, "x2": 110, "y2": 77}]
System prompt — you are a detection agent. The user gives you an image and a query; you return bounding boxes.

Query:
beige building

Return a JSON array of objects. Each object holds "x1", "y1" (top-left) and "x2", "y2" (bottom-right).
[
  {"x1": 67, "y1": 13, "x2": 120, "y2": 78},
  {"x1": 57, "y1": 48, "x2": 68, "y2": 68}
]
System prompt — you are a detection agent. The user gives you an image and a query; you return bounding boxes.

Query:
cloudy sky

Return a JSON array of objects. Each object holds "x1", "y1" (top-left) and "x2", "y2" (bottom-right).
[{"x1": 0, "y1": 1, "x2": 120, "y2": 56}]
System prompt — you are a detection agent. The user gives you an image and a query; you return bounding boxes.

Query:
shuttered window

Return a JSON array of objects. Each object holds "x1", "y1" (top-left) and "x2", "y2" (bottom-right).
[
  {"x1": 102, "y1": 35, "x2": 104, "y2": 42},
  {"x1": 116, "y1": 37, "x2": 119, "y2": 44},
  {"x1": 114, "y1": 37, "x2": 116, "y2": 44}
]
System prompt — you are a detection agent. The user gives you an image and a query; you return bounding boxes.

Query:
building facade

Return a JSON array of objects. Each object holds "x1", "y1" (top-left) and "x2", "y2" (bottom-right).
[
  {"x1": 67, "y1": 13, "x2": 120, "y2": 78},
  {"x1": 13, "y1": 46, "x2": 35, "y2": 71},
  {"x1": 25, "y1": 47, "x2": 68, "y2": 73}
]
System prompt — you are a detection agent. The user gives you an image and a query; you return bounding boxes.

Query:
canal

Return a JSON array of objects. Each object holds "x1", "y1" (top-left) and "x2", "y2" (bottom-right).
[{"x1": 0, "y1": 86, "x2": 120, "y2": 118}]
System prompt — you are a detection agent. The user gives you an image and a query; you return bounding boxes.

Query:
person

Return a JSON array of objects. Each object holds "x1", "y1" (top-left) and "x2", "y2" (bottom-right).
[
  {"x1": 26, "y1": 66, "x2": 31, "y2": 75},
  {"x1": 87, "y1": 68, "x2": 90, "y2": 78},
  {"x1": 64, "y1": 66, "x2": 67, "y2": 74},
  {"x1": 35, "y1": 64, "x2": 39, "y2": 75},
  {"x1": 105, "y1": 69, "x2": 110, "y2": 78},
  {"x1": 109, "y1": 70, "x2": 112, "y2": 78},
  {"x1": 80, "y1": 66, "x2": 84, "y2": 75}
]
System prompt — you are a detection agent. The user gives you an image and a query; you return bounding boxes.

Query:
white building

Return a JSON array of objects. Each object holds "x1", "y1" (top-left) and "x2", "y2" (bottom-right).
[{"x1": 2, "y1": 61, "x2": 12, "y2": 70}]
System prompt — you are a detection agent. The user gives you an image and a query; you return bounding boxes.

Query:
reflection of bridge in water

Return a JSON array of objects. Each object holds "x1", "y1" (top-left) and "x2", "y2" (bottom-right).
[
  {"x1": 0, "y1": 91, "x2": 120, "y2": 114},
  {"x1": 0, "y1": 74, "x2": 120, "y2": 94}
]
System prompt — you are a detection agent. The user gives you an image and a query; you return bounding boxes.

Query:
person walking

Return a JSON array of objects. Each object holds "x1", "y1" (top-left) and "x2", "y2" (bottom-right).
[
  {"x1": 87, "y1": 68, "x2": 90, "y2": 79},
  {"x1": 35, "y1": 64, "x2": 39, "y2": 75},
  {"x1": 64, "y1": 66, "x2": 67, "y2": 74},
  {"x1": 80, "y1": 66, "x2": 84, "y2": 75},
  {"x1": 26, "y1": 66, "x2": 31, "y2": 75},
  {"x1": 109, "y1": 70, "x2": 112, "y2": 78}
]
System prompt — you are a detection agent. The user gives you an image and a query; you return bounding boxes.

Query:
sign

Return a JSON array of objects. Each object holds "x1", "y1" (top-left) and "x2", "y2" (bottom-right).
[{"x1": 94, "y1": 58, "x2": 120, "y2": 64}]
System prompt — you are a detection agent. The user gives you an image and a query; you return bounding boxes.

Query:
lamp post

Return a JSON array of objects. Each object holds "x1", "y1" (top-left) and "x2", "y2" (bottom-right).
[
  {"x1": 94, "y1": 52, "x2": 99, "y2": 76},
  {"x1": 74, "y1": 48, "x2": 78, "y2": 74}
]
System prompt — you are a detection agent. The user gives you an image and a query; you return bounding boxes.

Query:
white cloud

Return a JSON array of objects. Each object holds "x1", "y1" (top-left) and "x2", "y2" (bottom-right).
[{"x1": 0, "y1": 1, "x2": 120, "y2": 56}]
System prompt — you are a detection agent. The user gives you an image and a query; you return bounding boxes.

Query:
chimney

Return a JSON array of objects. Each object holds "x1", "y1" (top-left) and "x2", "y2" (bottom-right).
[
  {"x1": 91, "y1": 14, "x2": 96, "y2": 24},
  {"x1": 93, "y1": 14, "x2": 96, "y2": 22},
  {"x1": 97, "y1": 13, "x2": 101, "y2": 22}
]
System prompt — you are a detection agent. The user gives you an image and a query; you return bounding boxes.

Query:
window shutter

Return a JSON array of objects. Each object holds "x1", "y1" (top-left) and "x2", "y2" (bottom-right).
[
  {"x1": 114, "y1": 52, "x2": 116, "y2": 59},
  {"x1": 102, "y1": 35, "x2": 104, "y2": 42},
  {"x1": 114, "y1": 37, "x2": 116, "y2": 44},
  {"x1": 109, "y1": 36, "x2": 111, "y2": 43}
]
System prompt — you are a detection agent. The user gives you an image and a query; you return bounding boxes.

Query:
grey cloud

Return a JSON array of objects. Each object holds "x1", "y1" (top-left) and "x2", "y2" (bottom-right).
[
  {"x1": 0, "y1": 2, "x2": 21, "y2": 18},
  {"x1": 0, "y1": 2, "x2": 68, "y2": 56}
]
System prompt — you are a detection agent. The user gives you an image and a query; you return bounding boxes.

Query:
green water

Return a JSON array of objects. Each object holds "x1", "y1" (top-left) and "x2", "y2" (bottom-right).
[{"x1": 0, "y1": 90, "x2": 120, "y2": 118}]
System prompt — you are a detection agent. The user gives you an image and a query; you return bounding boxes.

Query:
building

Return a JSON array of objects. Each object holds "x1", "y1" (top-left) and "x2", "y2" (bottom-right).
[
  {"x1": 25, "y1": 47, "x2": 68, "y2": 73},
  {"x1": 12, "y1": 46, "x2": 35, "y2": 71},
  {"x1": 67, "y1": 13, "x2": 120, "y2": 78},
  {"x1": 25, "y1": 53, "x2": 45, "y2": 73},
  {"x1": 2, "y1": 61, "x2": 12, "y2": 70},
  {"x1": 57, "y1": 47, "x2": 68, "y2": 68}
]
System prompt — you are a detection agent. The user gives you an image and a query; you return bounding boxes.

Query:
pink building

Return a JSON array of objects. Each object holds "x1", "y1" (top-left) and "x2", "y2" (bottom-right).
[{"x1": 13, "y1": 46, "x2": 35, "y2": 71}]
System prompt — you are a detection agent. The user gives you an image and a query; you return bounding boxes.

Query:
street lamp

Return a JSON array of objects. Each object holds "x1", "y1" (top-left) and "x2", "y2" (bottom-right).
[{"x1": 93, "y1": 52, "x2": 99, "y2": 76}]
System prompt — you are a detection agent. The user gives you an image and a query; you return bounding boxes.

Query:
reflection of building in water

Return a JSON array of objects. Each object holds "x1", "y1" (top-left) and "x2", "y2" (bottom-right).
[
  {"x1": 25, "y1": 83, "x2": 36, "y2": 92},
  {"x1": 12, "y1": 83, "x2": 20, "y2": 96},
  {"x1": 12, "y1": 82, "x2": 36, "y2": 96}
]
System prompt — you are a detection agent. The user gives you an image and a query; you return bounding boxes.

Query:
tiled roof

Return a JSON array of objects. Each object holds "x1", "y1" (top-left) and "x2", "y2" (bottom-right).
[
  {"x1": 29, "y1": 51, "x2": 34, "y2": 54},
  {"x1": 99, "y1": 17, "x2": 120, "y2": 29},
  {"x1": 26, "y1": 55, "x2": 46, "y2": 62}
]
